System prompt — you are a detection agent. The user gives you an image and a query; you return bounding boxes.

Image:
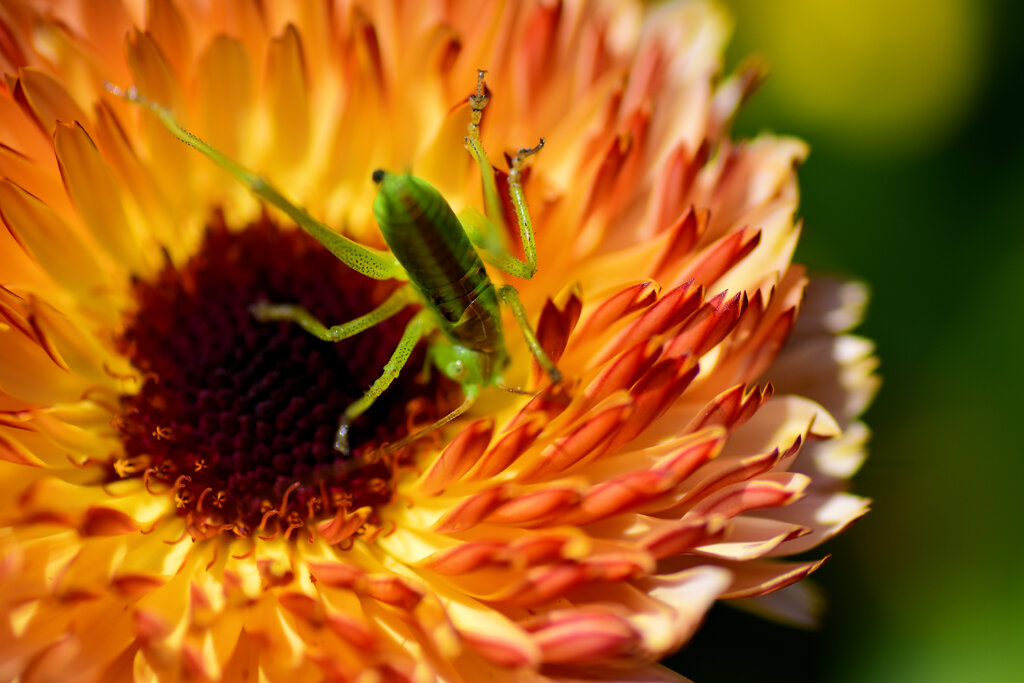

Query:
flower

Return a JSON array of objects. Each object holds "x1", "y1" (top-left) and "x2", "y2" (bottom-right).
[{"x1": 0, "y1": 0, "x2": 878, "y2": 681}]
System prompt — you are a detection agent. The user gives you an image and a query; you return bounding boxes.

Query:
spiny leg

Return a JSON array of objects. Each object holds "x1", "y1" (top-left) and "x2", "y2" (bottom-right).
[
  {"x1": 105, "y1": 83, "x2": 405, "y2": 282},
  {"x1": 250, "y1": 286, "x2": 415, "y2": 341},
  {"x1": 335, "y1": 310, "x2": 435, "y2": 455},
  {"x1": 497, "y1": 284, "x2": 562, "y2": 384},
  {"x1": 461, "y1": 70, "x2": 543, "y2": 280}
]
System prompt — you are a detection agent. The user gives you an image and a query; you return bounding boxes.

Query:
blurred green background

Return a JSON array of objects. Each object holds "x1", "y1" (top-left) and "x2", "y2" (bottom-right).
[{"x1": 665, "y1": 0, "x2": 1024, "y2": 681}]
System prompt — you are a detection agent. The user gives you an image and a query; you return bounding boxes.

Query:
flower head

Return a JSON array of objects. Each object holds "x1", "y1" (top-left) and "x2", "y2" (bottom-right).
[{"x1": 0, "y1": 1, "x2": 877, "y2": 680}]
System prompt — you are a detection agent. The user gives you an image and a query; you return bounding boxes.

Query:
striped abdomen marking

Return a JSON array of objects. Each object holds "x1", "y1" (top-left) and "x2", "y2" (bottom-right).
[{"x1": 372, "y1": 172, "x2": 504, "y2": 353}]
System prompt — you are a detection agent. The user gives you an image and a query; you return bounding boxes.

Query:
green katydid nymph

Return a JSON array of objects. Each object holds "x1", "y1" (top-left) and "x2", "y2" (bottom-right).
[{"x1": 106, "y1": 70, "x2": 562, "y2": 461}]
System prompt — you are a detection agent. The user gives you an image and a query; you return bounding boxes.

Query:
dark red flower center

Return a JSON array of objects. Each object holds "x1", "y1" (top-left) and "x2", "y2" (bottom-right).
[{"x1": 110, "y1": 216, "x2": 444, "y2": 541}]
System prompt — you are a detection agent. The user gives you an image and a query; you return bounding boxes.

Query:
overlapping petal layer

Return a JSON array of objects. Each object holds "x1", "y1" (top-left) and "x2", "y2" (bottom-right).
[{"x1": 0, "y1": 0, "x2": 876, "y2": 680}]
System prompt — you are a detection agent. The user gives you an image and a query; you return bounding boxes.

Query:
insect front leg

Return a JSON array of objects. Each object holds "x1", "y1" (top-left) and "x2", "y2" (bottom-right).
[
  {"x1": 335, "y1": 310, "x2": 436, "y2": 455},
  {"x1": 461, "y1": 70, "x2": 543, "y2": 280},
  {"x1": 497, "y1": 284, "x2": 562, "y2": 385},
  {"x1": 250, "y1": 286, "x2": 416, "y2": 341},
  {"x1": 105, "y1": 83, "x2": 406, "y2": 282}
]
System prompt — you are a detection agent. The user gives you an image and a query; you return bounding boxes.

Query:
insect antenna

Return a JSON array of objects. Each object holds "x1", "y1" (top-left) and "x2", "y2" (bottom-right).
[
  {"x1": 496, "y1": 380, "x2": 571, "y2": 405},
  {"x1": 382, "y1": 397, "x2": 476, "y2": 454}
]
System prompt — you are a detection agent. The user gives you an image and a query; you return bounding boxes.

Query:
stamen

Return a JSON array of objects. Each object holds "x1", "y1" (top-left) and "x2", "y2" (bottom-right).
[
  {"x1": 195, "y1": 487, "x2": 213, "y2": 513},
  {"x1": 232, "y1": 541, "x2": 256, "y2": 560},
  {"x1": 164, "y1": 528, "x2": 189, "y2": 545},
  {"x1": 279, "y1": 481, "x2": 301, "y2": 515},
  {"x1": 257, "y1": 508, "x2": 280, "y2": 535},
  {"x1": 143, "y1": 468, "x2": 163, "y2": 494}
]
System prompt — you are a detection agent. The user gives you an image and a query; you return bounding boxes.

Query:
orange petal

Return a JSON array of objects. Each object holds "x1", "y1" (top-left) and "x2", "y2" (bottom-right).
[
  {"x1": 79, "y1": 507, "x2": 140, "y2": 536},
  {"x1": 521, "y1": 402, "x2": 634, "y2": 480},
  {"x1": 597, "y1": 282, "x2": 702, "y2": 366},
  {"x1": 13, "y1": 67, "x2": 90, "y2": 136},
  {"x1": 316, "y1": 505, "x2": 370, "y2": 545},
  {"x1": 418, "y1": 418, "x2": 493, "y2": 496},
  {"x1": 419, "y1": 541, "x2": 505, "y2": 576},
  {"x1": 605, "y1": 357, "x2": 699, "y2": 453},
  {"x1": 651, "y1": 148, "x2": 710, "y2": 238},
  {"x1": 365, "y1": 575, "x2": 422, "y2": 611},
  {"x1": 640, "y1": 518, "x2": 725, "y2": 559},
  {"x1": 687, "y1": 472, "x2": 810, "y2": 519},
  {"x1": 195, "y1": 36, "x2": 254, "y2": 160},
  {"x1": 54, "y1": 122, "x2": 144, "y2": 272},
  {"x1": 664, "y1": 291, "x2": 746, "y2": 362},
  {"x1": 265, "y1": 24, "x2": 310, "y2": 171},
  {"x1": 528, "y1": 609, "x2": 637, "y2": 664},
  {"x1": 466, "y1": 419, "x2": 544, "y2": 481},
  {"x1": 576, "y1": 281, "x2": 660, "y2": 343},
  {"x1": 146, "y1": 0, "x2": 192, "y2": 82},
  {"x1": 485, "y1": 487, "x2": 581, "y2": 526},
  {"x1": 433, "y1": 485, "x2": 510, "y2": 533},
  {"x1": 685, "y1": 227, "x2": 761, "y2": 290},
  {"x1": 0, "y1": 178, "x2": 114, "y2": 299}
]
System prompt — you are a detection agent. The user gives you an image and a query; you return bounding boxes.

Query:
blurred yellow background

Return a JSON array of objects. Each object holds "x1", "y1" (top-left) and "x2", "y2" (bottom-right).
[{"x1": 665, "y1": 1, "x2": 1024, "y2": 680}]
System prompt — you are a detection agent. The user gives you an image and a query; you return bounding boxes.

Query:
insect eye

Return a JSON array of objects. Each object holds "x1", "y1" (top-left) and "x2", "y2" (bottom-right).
[
  {"x1": 446, "y1": 360, "x2": 466, "y2": 379},
  {"x1": 371, "y1": 169, "x2": 386, "y2": 184}
]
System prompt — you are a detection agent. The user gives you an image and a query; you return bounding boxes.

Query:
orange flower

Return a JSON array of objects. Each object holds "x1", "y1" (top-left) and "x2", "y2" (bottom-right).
[{"x1": 0, "y1": 1, "x2": 877, "y2": 681}]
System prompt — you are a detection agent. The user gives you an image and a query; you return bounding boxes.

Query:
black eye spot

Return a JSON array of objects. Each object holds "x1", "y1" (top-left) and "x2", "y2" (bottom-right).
[{"x1": 371, "y1": 169, "x2": 386, "y2": 184}]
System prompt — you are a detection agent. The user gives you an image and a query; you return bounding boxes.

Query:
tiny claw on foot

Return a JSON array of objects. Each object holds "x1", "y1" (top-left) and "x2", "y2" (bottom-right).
[
  {"x1": 517, "y1": 138, "x2": 545, "y2": 159},
  {"x1": 510, "y1": 139, "x2": 545, "y2": 177}
]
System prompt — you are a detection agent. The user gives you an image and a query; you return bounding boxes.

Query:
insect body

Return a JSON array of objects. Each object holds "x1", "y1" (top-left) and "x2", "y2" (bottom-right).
[{"x1": 108, "y1": 71, "x2": 561, "y2": 457}]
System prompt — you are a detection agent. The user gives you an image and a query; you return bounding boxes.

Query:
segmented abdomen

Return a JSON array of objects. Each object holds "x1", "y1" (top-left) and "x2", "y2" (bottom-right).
[{"x1": 372, "y1": 173, "x2": 504, "y2": 353}]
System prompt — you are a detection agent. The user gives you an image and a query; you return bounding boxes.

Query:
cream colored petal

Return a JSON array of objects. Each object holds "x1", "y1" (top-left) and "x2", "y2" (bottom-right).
[
  {"x1": 760, "y1": 491, "x2": 871, "y2": 556},
  {"x1": 798, "y1": 420, "x2": 871, "y2": 484},
  {"x1": 794, "y1": 276, "x2": 870, "y2": 335},
  {"x1": 693, "y1": 515, "x2": 808, "y2": 561},
  {"x1": 632, "y1": 565, "x2": 732, "y2": 652},
  {"x1": 719, "y1": 394, "x2": 841, "y2": 460},
  {"x1": 770, "y1": 333, "x2": 880, "y2": 426}
]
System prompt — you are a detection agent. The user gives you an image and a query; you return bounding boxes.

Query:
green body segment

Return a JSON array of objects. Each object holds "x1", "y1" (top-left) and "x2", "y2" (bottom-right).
[{"x1": 372, "y1": 173, "x2": 507, "y2": 364}]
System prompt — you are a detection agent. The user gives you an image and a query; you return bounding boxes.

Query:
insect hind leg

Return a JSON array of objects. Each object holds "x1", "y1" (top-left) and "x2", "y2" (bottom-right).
[{"x1": 104, "y1": 82, "x2": 404, "y2": 282}]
